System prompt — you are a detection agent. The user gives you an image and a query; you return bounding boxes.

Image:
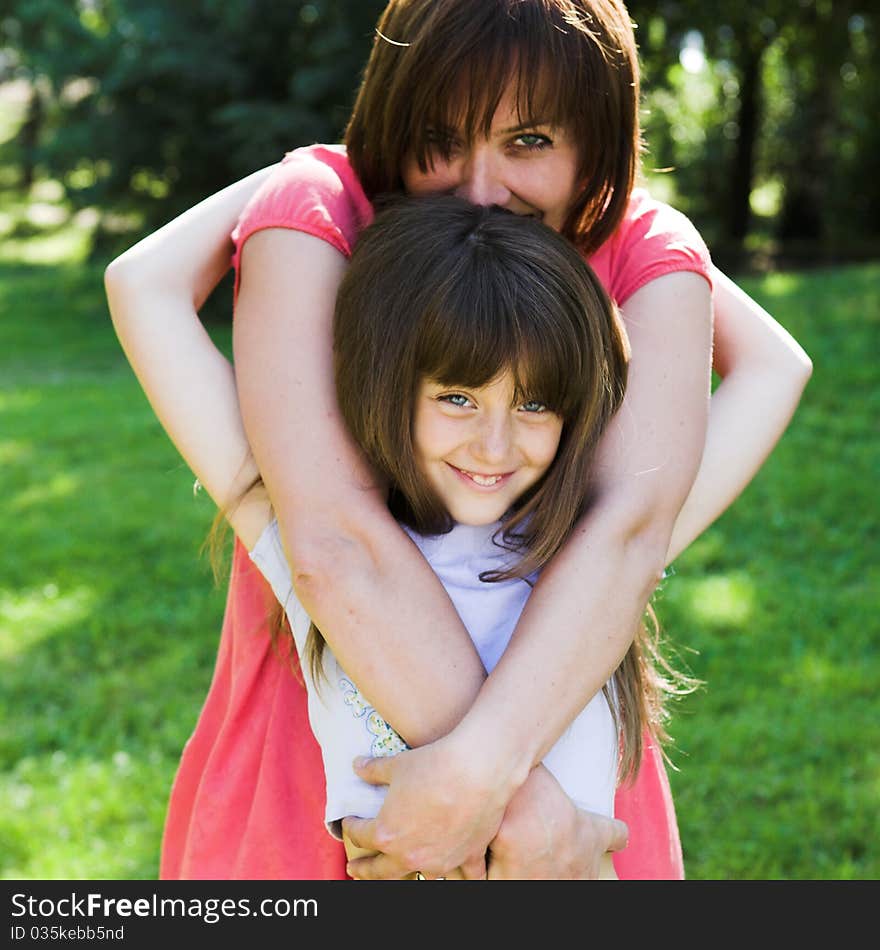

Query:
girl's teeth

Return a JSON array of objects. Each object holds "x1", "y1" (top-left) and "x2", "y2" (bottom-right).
[{"x1": 468, "y1": 472, "x2": 501, "y2": 486}]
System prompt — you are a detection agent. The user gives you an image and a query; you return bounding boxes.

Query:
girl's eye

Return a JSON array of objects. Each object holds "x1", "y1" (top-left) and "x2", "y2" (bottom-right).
[
  {"x1": 513, "y1": 133, "x2": 552, "y2": 151},
  {"x1": 439, "y1": 393, "x2": 473, "y2": 408},
  {"x1": 519, "y1": 400, "x2": 548, "y2": 414}
]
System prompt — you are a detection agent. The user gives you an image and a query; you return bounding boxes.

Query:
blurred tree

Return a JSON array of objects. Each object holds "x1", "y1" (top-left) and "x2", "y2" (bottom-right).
[
  {"x1": 2, "y1": 1, "x2": 385, "y2": 247},
  {"x1": 631, "y1": 1, "x2": 787, "y2": 246},
  {"x1": 0, "y1": 0, "x2": 100, "y2": 190},
  {"x1": 0, "y1": 0, "x2": 876, "y2": 261},
  {"x1": 772, "y1": 3, "x2": 878, "y2": 253},
  {"x1": 631, "y1": 1, "x2": 877, "y2": 257}
]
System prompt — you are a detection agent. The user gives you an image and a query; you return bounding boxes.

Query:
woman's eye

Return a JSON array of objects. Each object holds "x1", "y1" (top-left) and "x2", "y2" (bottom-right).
[
  {"x1": 426, "y1": 129, "x2": 462, "y2": 157},
  {"x1": 519, "y1": 400, "x2": 548, "y2": 413},
  {"x1": 513, "y1": 133, "x2": 552, "y2": 150}
]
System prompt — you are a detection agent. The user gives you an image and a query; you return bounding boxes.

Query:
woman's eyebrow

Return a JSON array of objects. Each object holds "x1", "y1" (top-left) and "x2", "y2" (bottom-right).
[
  {"x1": 426, "y1": 122, "x2": 458, "y2": 135},
  {"x1": 497, "y1": 119, "x2": 553, "y2": 135}
]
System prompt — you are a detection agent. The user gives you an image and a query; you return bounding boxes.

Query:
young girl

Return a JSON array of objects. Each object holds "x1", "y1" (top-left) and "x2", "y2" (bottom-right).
[
  {"x1": 110, "y1": 193, "x2": 654, "y2": 880},
  {"x1": 107, "y1": 0, "x2": 813, "y2": 880}
]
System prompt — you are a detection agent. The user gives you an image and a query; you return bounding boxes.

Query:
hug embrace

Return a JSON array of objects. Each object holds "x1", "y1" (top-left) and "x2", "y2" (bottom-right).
[{"x1": 106, "y1": 0, "x2": 811, "y2": 880}]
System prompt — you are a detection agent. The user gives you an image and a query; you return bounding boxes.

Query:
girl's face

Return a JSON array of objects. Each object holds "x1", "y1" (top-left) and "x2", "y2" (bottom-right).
[
  {"x1": 401, "y1": 87, "x2": 582, "y2": 233},
  {"x1": 413, "y1": 370, "x2": 563, "y2": 526}
]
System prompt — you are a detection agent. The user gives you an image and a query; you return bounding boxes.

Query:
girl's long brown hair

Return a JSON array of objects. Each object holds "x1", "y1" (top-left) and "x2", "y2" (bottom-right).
[
  {"x1": 345, "y1": 0, "x2": 642, "y2": 255},
  {"x1": 210, "y1": 194, "x2": 695, "y2": 780},
  {"x1": 284, "y1": 194, "x2": 693, "y2": 782}
]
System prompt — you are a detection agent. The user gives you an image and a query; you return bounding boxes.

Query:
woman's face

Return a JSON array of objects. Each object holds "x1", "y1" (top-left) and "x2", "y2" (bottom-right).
[
  {"x1": 401, "y1": 87, "x2": 582, "y2": 233},
  {"x1": 413, "y1": 370, "x2": 563, "y2": 526}
]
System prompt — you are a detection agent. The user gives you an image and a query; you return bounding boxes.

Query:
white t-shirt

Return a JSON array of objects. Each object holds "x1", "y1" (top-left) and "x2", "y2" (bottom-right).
[{"x1": 250, "y1": 519, "x2": 618, "y2": 839}]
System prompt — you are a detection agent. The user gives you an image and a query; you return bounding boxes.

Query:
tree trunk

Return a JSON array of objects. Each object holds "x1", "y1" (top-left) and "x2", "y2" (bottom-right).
[
  {"x1": 727, "y1": 41, "x2": 763, "y2": 243},
  {"x1": 19, "y1": 82, "x2": 43, "y2": 192}
]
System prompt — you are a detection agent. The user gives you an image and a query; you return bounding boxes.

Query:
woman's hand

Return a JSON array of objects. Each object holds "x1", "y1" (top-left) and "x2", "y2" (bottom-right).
[
  {"x1": 340, "y1": 734, "x2": 524, "y2": 880},
  {"x1": 487, "y1": 766, "x2": 627, "y2": 880},
  {"x1": 341, "y1": 828, "x2": 467, "y2": 881},
  {"x1": 342, "y1": 760, "x2": 627, "y2": 880}
]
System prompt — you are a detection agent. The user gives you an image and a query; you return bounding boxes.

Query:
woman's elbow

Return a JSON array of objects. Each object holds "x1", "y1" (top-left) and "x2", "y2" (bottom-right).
[
  {"x1": 283, "y1": 505, "x2": 395, "y2": 606},
  {"x1": 104, "y1": 254, "x2": 148, "y2": 321},
  {"x1": 287, "y1": 529, "x2": 363, "y2": 604},
  {"x1": 793, "y1": 346, "x2": 814, "y2": 391},
  {"x1": 588, "y1": 489, "x2": 678, "y2": 586},
  {"x1": 772, "y1": 341, "x2": 813, "y2": 411},
  {"x1": 104, "y1": 258, "x2": 136, "y2": 330}
]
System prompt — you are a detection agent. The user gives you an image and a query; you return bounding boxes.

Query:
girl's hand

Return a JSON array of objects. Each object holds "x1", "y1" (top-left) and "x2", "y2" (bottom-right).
[
  {"x1": 340, "y1": 736, "x2": 517, "y2": 880},
  {"x1": 487, "y1": 766, "x2": 627, "y2": 880}
]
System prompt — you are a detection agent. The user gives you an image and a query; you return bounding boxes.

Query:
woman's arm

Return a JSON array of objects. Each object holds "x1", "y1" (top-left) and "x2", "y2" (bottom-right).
[
  {"x1": 233, "y1": 228, "x2": 488, "y2": 742},
  {"x1": 451, "y1": 271, "x2": 713, "y2": 768},
  {"x1": 105, "y1": 171, "x2": 485, "y2": 733},
  {"x1": 667, "y1": 267, "x2": 812, "y2": 562},
  {"x1": 343, "y1": 270, "x2": 714, "y2": 877},
  {"x1": 443, "y1": 264, "x2": 813, "y2": 772},
  {"x1": 104, "y1": 168, "x2": 279, "y2": 550},
  {"x1": 234, "y1": 224, "x2": 505, "y2": 878},
  {"x1": 120, "y1": 173, "x2": 808, "y2": 884}
]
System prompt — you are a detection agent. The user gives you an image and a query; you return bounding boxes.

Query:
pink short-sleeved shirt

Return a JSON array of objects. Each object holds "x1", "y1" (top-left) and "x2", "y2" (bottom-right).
[
  {"x1": 231, "y1": 144, "x2": 712, "y2": 303},
  {"x1": 161, "y1": 145, "x2": 710, "y2": 881}
]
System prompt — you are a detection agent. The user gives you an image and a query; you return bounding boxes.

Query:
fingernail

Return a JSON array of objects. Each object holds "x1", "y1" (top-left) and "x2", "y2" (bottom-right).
[{"x1": 353, "y1": 756, "x2": 368, "y2": 769}]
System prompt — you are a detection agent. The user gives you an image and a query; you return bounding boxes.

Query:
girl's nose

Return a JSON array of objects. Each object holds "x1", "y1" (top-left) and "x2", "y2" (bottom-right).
[
  {"x1": 471, "y1": 413, "x2": 512, "y2": 465},
  {"x1": 454, "y1": 143, "x2": 511, "y2": 208}
]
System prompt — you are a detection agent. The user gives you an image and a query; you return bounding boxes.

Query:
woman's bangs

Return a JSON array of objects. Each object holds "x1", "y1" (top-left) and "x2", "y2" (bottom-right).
[{"x1": 405, "y1": 8, "x2": 582, "y2": 171}]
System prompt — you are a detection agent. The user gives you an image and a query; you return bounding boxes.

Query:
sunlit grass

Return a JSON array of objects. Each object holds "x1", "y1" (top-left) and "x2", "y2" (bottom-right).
[
  {"x1": 1, "y1": 254, "x2": 232, "y2": 879},
  {"x1": 0, "y1": 221, "x2": 877, "y2": 879},
  {"x1": 662, "y1": 262, "x2": 879, "y2": 879}
]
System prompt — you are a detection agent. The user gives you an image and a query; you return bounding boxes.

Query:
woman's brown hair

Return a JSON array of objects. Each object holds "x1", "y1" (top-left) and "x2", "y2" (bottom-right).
[{"x1": 345, "y1": 0, "x2": 642, "y2": 254}]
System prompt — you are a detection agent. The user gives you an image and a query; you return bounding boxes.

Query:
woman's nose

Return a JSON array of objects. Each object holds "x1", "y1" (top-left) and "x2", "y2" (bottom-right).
[{"x1": 454, "y1": 144, "x2": 511, "y2": 208}]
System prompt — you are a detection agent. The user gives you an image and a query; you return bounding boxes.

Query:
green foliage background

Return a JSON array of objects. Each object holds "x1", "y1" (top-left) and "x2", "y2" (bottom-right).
[
  {"x1": 1, "y1": 1, "x2": 878, "y2": 880},
  {"x1": 2, "y1": 253, "x2": 876, "y2": 879},
  {"x1": 1, "y1": 1, "x2": 878, "y2": 264}
]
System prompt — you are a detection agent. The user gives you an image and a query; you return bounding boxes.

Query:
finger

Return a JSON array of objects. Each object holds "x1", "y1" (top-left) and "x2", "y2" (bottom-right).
[
  {"x1": 346, "y1": 851, "x2": 412, "y2": 881},
  {"x1": 352, "y1": 754, "x2": 395, "y2": 786},
  {"x1": 606, "y1": 818, "x2": 629, "y2": 853},
  {"x1": 460, "y1": 854, "x2": 488, "y2": 880},
  {"x1": 340, "y1": 816, "x2": 379, "y2": 853}
]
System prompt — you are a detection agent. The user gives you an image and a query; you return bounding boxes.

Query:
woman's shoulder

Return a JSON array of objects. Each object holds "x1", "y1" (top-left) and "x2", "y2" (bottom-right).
[
  {"x1": 590, "y1": 187, "x2": 713, "y2": 305},
  {"x1": 620, "y1": 187, "x2": 706, "y2": 243},
  {"x1": 231, "y1": 143, "x2": 373, "y2": 265},
  {"x1": 277, "y1": 144, "x2": 365, "y2": 205}
]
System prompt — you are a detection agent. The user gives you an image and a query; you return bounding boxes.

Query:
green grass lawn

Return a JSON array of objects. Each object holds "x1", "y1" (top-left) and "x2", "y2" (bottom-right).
[{"x1": 0, "y1": 244, "x2": 877, "y2": 879}]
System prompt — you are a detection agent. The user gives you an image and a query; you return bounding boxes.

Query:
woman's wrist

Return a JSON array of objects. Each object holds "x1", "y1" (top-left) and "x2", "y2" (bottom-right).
[{"x1": 445, "y1": 704, "x2": 535, "y2": 802}]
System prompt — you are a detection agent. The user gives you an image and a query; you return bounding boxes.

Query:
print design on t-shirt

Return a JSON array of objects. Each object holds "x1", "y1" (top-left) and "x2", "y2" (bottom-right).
[{"x1": 339, "y1": 677, "x2": 408, "y2": 758}]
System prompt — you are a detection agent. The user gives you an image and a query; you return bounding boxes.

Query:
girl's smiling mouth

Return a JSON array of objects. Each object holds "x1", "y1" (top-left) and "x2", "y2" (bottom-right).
[{"x1": 446, "y1": 462, "x2": 513, "y2": 488}]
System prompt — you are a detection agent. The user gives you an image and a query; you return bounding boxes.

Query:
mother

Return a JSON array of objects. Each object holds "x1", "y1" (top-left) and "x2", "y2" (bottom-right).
[{"x1": 153, "y1": 0, "x2": 811, "y2": 879}]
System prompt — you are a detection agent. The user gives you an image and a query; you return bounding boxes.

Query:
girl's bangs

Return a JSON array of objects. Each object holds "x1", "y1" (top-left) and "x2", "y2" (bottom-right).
[{"x1": 415, "y1": 289, "x2": 585, "y2": 418}]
